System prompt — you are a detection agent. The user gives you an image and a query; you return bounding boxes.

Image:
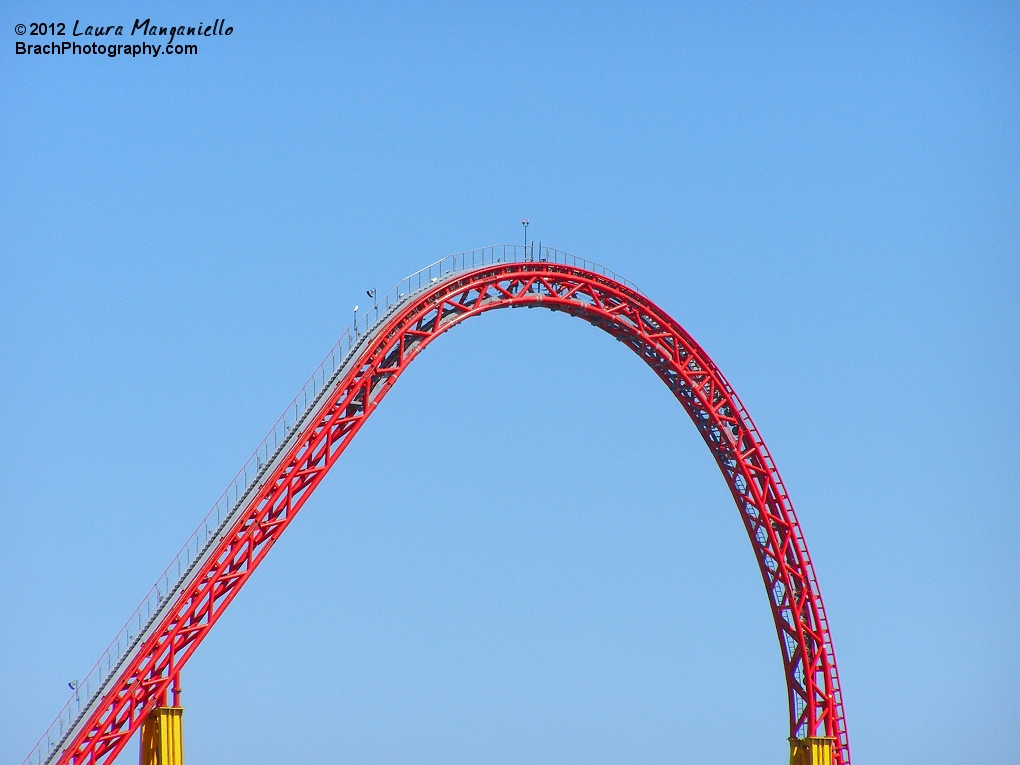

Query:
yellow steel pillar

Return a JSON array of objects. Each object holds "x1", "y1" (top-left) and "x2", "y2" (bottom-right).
[
  {"x1": 789, "y1": 737, "x2": 834, "y2": 765},
  {"x1": 139, "y1": 707, "x2": 183, "y2": 765}
]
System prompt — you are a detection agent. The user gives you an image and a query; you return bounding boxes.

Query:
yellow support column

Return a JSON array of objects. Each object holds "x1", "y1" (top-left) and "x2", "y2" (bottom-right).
[
  {"x1": 789, "y1": 736, "x2": 834, "y2": 765},
  {"x1": 139, "y1": 707, "x2": 184, "y2": 765}
]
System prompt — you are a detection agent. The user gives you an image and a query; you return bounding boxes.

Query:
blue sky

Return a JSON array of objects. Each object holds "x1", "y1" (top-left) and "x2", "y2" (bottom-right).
[{"x1": 1, "y1": 2, "x2": 1017, "y2": 764}]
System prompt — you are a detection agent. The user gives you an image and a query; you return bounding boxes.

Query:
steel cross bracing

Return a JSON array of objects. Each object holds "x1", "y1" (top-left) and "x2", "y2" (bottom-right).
[{"x1": 27, "y1": 254, "x2": 849, "y2": 765}]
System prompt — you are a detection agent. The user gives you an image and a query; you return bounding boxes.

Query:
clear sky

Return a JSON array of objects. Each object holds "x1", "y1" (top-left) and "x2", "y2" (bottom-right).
[{"x1": 1, "y1": 3, "x2": 1017, "y2": 764}]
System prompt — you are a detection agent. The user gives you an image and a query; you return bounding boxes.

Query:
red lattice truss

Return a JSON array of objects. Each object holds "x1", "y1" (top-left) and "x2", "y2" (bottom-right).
[{"x1": 53, "y1": 262, "x2": 849, "y2": 764}]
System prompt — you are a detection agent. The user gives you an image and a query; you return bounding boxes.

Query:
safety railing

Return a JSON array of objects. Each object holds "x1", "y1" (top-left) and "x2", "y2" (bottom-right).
[{"x1": 23, "y1": 244, "x2": 638, "y2": 765}]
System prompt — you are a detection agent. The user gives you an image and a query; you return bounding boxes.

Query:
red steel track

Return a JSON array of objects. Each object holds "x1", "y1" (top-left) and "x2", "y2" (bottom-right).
[{"x1": 44, "y1": 260, "x2": 849, "y2": 765}]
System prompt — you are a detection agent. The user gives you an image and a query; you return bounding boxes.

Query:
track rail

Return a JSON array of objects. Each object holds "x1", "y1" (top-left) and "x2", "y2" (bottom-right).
[{"x1": 26, "y1": 248, "x2": 849, "y2": 765}]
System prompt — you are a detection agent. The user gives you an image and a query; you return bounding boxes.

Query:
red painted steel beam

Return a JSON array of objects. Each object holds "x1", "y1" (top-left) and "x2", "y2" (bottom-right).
[{"x1": 50, "y1": 262, "x2": 849, "y2": 765}]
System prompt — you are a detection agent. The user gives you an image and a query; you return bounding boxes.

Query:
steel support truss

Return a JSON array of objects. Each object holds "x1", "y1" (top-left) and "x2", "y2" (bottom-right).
[{"x1": 48, "y1": 262, "x2": 849, "y2": 765}]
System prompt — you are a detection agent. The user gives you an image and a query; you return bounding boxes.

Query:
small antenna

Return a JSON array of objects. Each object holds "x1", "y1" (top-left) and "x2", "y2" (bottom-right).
[{"x1": 522, "y1": 219, "x2": 529, "y2": 250}]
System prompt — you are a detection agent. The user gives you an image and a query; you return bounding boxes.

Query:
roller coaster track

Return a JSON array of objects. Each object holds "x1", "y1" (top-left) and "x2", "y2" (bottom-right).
[{"x1": 23, "y1": 244, "x2": 849, "y2": 765}]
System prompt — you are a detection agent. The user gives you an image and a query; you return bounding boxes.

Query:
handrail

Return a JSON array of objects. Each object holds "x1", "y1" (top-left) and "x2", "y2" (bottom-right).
[{"x1": 23, "y1": 244, "x2": 639, "y2": 765}]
